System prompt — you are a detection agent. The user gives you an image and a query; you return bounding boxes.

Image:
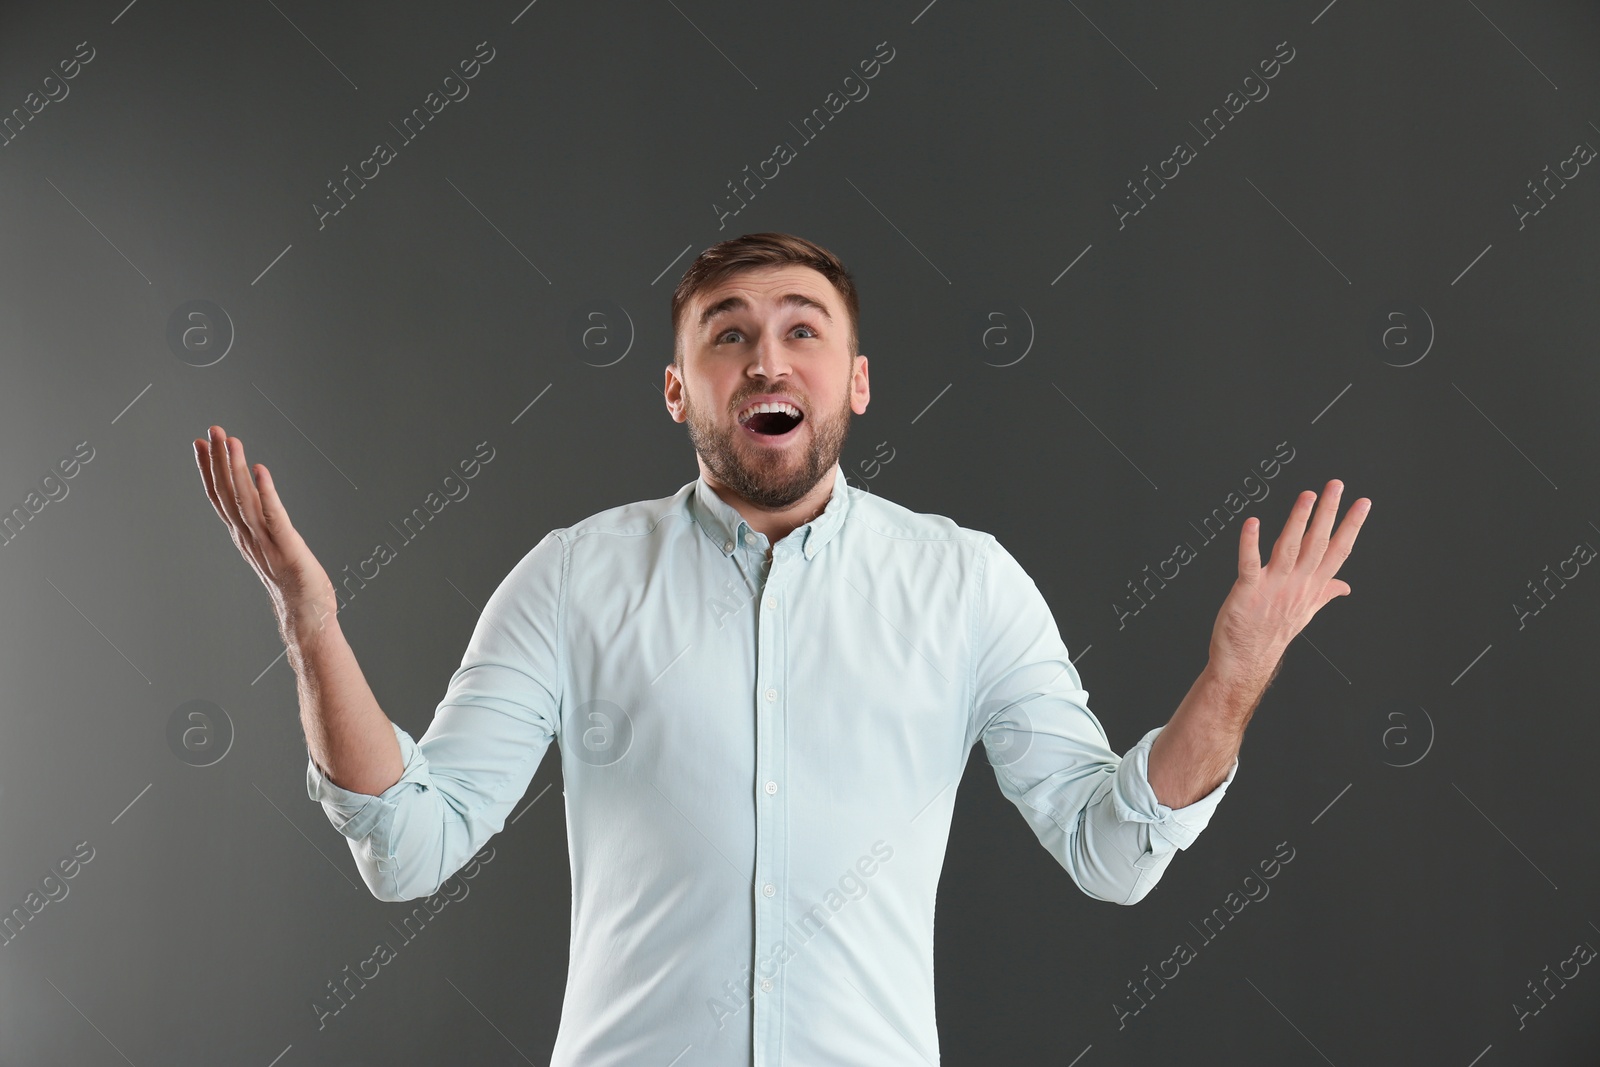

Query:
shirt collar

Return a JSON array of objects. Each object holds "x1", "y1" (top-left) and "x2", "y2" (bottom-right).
[{"x1": 689, "y1": 464, "x2": 851, "y2": 561}]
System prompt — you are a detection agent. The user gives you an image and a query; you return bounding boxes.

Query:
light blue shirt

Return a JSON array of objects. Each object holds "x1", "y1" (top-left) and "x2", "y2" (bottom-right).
[{"x1": 307, "y1": 463, "x2": 1237, "y2": 1065}]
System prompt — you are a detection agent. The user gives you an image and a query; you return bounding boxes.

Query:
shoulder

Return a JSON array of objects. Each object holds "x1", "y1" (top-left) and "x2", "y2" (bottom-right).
[
  {"x1": 552, "y1": 480, "x2": 696, "y2": 546},
  {"x1": 848, "y1": 491, "x2": 1047, "y2": 606},
  {"x1": 844, "y1": 486, "x2": 994, "y2": 549},
  {"x1": 493, "y1": 482, "x2": 694, "y2": 593}
]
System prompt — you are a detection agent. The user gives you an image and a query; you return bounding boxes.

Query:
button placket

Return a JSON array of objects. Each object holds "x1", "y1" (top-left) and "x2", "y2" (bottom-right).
[{"x1": 751, "y1": 548, "x2": 787, "y2": 1063}]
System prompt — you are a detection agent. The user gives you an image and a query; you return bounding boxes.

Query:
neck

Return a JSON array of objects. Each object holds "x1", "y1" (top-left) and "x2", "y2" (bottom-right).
[{"x1": 700, "y1": 463, "x2": 838, "y2": 550}]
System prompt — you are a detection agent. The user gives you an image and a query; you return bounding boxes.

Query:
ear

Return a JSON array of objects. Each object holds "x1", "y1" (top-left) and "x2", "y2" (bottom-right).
[
  {"x1": 664, "y1": 361, "x2": 687, "y2": 423},
  {"x1": 850, "y1": 353, "x2": 870, "y2": 415}
]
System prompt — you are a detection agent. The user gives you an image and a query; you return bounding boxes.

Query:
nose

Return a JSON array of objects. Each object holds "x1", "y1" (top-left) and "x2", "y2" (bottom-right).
[{"x1": 748, "y1": 330, "x2": 794, "y2": 379}]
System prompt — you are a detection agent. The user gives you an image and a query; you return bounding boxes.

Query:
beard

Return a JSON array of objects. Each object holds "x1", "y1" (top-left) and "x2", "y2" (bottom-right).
[{"x1": 683, "y1": 378, "x2": 853, "y2": 511}]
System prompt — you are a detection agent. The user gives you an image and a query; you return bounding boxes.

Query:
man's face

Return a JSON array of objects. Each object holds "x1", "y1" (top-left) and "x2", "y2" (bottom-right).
[{"x1": 666, "y1": 264, "x2": 869, "y2": 510}]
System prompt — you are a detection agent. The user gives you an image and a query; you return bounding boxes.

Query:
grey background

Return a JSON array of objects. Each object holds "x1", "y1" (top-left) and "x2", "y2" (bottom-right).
[{"x1": 2, "y1": 0, "x2": 1598, "y2": 1063}]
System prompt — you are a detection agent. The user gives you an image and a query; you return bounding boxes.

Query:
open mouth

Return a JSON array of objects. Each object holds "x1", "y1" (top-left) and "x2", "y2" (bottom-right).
[{"x1": 738, "y1": 402, "x2": 804, "y2": 438}]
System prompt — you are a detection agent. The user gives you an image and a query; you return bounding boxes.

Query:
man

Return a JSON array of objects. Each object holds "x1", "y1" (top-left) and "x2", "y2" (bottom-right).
[{"x1": 193, "y1": 231, "x2": 1369, "y2": 1065}]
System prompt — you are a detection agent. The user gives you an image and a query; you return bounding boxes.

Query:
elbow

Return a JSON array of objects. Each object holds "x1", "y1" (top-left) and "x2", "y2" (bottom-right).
[
  {"x1": 366, "y1": 871, "x2": 441, "y2": 904},
  {"x1": 1065, "y1": 835, "x2": 1161, "y2": 905},
  {"x1": 1073, "y1": 870, "x2": 1155, "y2": 906},
  {"x1": 357, "y1": 860, "x2": 408, "y2": 903},
  {"x1": 1070, "y1": 797, "x2": 1180, "y2": 904},
  {"x1": 370, "y1": 860, "x2": 445, "y2": 903},
  {"x1": 348, "y1": 840, "x2": 442, "y2": 904},
  {"x1": 1116, "y1": 874, "x2": 1157, "y2": 906}
]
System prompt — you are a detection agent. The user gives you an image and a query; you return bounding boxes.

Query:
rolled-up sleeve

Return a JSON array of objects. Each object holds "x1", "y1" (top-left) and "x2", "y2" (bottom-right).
[
  {"x1": 1111, "y1": 724, "x2": 1235, "y2": 858},
  {"x1": 970, "y1": 534, "x2": 1236, "y2": 905},
  {"x1": 305, "y1": 528, "x2": 567, "y2": 902},
  {"x1": 306, "y1": 721, "x2": 433, "y2": 898}
]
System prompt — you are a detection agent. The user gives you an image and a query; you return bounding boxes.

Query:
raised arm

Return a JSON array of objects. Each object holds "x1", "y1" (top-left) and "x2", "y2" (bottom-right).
[
  {"x1": 1147, "y1": 479, "x2": 1371, "y2": 807},
  {"x1": 194, "y1": 425, "x2": 563, "y2": 901},
  {"x1": 193, "y1": 425, "x2": 403, "y2": 796}
]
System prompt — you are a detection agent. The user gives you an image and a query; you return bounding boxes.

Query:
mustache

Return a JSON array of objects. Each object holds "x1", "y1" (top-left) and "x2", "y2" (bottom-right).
[{"x1": 731, "y1": 395, "x2": 807, "y2": 412}]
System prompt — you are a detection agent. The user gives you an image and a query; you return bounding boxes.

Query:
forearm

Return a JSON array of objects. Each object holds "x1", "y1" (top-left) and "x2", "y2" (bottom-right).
[
  {"x1": 284, "y1": 603, "x2": 404, "y2": 797},
  {"x1": 1147, "y1": 655, "x2": 1279, "y2": 808}
]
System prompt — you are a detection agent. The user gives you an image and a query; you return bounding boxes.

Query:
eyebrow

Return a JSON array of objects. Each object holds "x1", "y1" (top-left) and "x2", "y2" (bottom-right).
[{"x1": 698, "y1": 292, "x2": 834, "y2": 332}]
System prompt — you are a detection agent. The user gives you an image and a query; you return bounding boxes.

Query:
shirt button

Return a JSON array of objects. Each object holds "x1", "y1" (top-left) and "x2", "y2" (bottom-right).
[
  {"x1": 763, "y1": 883, "x2": 776, "y2": 897},
  {"x1": 764, "y1": 597, "x2": 777, "y2": 610},
  {"x1": 761, "y1": 978, "x2": 773, "y2": 992},
  {"x1": 764, "y1": 780, "x2": 778, "y2": 795},
  {"x1": 765, "y1": 688, "x2": 777, "y2": 702},
  {"x1": 723, "y1": 539, "x2": 734, "y2": 552}
]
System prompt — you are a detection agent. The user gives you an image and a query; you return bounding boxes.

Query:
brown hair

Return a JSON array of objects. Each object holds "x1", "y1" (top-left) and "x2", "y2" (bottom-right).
[{"x1": 670, "y1": 232, "x2": 860, "y2": 363}]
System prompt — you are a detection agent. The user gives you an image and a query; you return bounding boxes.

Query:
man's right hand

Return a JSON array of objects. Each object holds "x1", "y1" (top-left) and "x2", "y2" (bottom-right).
[{"x1": 193, "y1": 425, "x2": 338, "y2": 641}]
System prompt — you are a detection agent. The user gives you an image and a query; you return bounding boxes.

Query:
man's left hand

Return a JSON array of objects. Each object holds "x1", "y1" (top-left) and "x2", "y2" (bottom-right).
[{"x1": 1209, "y1": 479, "x2": 1372, "y2": 683}]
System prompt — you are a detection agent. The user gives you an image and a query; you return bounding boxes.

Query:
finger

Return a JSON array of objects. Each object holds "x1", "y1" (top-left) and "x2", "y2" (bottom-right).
[
  {"x1": 197, "y1": 431, "x2": 244, "y2": 536},
  {"x1": 1269, "y1": 489, "x2": 1316, "y2": 570},
  {"x1": 251, "y1": 462, "x2": 301, "y2": 586},
  {"x1": 253, "y1": 462, "x2": 295, "y2": 540},
  {"x1": 194, "y1": 436, "x2": 228, "y2": 524},
  {"x1": 1297, "y1": 479, "x2": 1344, "y2": 572},
  {"x1": 1313, "y1": 497, "x2": 1371, "y2": 586},
  {"x1": 225, "y1": 434, "x2": 265, "y2": 534},
  {"x1": 1238, "y1": 515, "x2": 1262, "y2": 583},
  {"x1": 205, "y1": 425, "x2": 246, "y2": 532},
  {"x1": 1316, "y1": 579, "x2": 1352, "y2": 611}
]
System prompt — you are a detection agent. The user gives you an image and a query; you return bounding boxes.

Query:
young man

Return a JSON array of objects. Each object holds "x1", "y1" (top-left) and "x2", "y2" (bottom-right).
[{"x1": 194, "y1": 231, "x2": 1369, "y2": 1065}]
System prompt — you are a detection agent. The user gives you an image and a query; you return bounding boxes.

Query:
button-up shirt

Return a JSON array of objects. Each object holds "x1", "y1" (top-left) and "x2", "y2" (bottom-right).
[{"x1": 307, "y1": 463, "x2": 1237, "y2": 1065}]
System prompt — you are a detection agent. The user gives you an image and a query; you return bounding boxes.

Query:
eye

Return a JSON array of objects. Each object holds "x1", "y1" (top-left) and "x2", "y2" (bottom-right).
[{"x1": 715, "y1": 324, "x2": 818, "y2": 344}]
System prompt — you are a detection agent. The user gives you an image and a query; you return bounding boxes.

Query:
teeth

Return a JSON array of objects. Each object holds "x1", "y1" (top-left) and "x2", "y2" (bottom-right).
[{"x1": 739, "y1": 401, "x2": 802, "y2": 424}]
